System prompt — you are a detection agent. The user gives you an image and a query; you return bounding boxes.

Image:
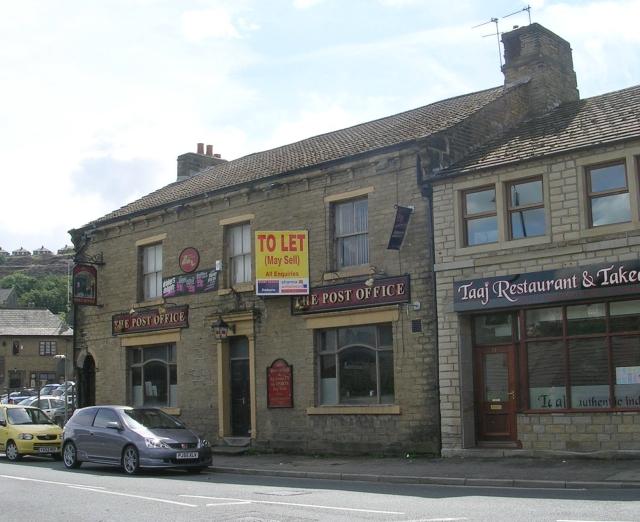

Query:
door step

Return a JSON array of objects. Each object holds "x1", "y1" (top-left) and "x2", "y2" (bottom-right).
[{"x1": 212, "y1": 436, "x2": 251, "y2": 455}]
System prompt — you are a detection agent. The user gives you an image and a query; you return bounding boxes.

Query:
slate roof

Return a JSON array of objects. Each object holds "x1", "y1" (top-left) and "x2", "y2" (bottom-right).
[
  {"x1": 0, "y1": 288, "x2": 15, "y2": 305},
  {"x1": 439, "y1": 84, "x2": 640, "y2": 176},
  {"x1": 0, "y1": 308, "x2": 73, "y2": 337},
  {"x1": 85, "y1": 86, "x2": 509, "y2": 228}
]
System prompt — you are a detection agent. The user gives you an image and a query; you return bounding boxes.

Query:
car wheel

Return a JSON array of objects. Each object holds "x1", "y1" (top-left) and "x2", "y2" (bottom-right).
[
  {"x1": 63, "y1": 441, "x2": 81, "y2": 469},
  {"x1": 122, "y1": 445, "x2": 140, "y2": 475},
  {"x1": 5, "y1": 440, "x2": 21, "y2": 461}
]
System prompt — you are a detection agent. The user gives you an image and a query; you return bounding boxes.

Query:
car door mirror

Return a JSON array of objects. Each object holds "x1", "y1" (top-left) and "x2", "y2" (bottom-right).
[
  {"x1": 105, "y1": 421, "x2": 123, "y2": 430},
  {"x1": 0, "y1": 419, "x2": 5, "y2": 427}
]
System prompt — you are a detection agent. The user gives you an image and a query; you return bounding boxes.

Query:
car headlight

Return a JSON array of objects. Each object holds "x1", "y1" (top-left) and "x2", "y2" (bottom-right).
[
  {"x1": 18, "y1": 433, "x2": 34, "y2": 440},
  {"x1": 198, "y1": 438, "x2": 210, "y2": 448},
  {"x1": 144, "y1": 438, "x2": 170, "y2": 449}
]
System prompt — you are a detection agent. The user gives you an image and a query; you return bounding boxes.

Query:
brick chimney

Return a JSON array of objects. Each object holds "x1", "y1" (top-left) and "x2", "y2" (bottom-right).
[
  {"x1": 177, "y1": 143, "x2": 227, "y2": 182},
  {"x1": 502, "y1": 23, "x2": 579, "y2": 116}
]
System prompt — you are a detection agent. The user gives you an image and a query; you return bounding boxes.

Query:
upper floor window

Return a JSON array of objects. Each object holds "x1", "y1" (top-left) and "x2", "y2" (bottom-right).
[
  {"x1": 228, "y1": 222, "x2": 252, "y2": 285},
  {"x1": 39, "y1": 340, "x2": 57, "y2": 356},
  {"x1": 334, "y1": 198, "x2": 368, "y2": 269},
  {"x1": 141, "y1": 243, "x2": 163, "y2": 300},
  {"x1": 463, "y1": 187, "x2": 497, "y2": 246},
  {"x1": 12, "y1": 340, "x2": 21, "y2": 356},
  {"x1": 587, "y1": 162, "x2": 630, "y2": 227},
  {"x1": 508, "y1": 178, "x2": 545, "y2": 239}
]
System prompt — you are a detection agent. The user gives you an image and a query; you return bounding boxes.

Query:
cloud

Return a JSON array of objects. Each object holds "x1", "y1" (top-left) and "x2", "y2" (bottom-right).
[
  {"x1": 180, "y1": 7, "x2": 241, "y2": 42},
  {"x1": 292, "y1": 0, "x2": 325, "y2": 9}
]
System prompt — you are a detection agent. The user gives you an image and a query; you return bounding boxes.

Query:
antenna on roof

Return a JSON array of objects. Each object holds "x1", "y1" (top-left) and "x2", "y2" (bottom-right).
[
  {"x1": 472, "y1": 17, "x2": 502, "y2": 68},
  {"x1": 502, "y1": 4, "x2": 532, "y2": 25}
]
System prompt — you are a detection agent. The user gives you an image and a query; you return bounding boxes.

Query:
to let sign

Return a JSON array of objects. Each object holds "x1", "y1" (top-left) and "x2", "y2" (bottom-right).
[{"x1": 267, "y1": 359, "x2": 293, "y2": 408}]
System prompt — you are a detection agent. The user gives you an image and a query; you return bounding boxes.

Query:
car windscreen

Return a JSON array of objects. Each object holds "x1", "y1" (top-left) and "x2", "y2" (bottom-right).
[
  {"x1": 7, "y1": 407, "x2": 54, "y2": 425},
  {"x1": 122, "y1": 409, "x2": 184, "y2": 430}
]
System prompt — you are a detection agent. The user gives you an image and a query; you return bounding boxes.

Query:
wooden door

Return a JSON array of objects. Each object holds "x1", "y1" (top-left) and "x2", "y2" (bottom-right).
[{"x1": 475, "y1": 346, "x2": 518, "y2": 443}]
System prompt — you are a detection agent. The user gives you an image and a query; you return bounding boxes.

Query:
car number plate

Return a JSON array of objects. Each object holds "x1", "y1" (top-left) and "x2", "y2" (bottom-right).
[
  {"x1": 38, "y1": 447, "x2": 56, "y2": 453},
  {"x1": 176, "y1": 451, "x2": 198, "y2": 459}
]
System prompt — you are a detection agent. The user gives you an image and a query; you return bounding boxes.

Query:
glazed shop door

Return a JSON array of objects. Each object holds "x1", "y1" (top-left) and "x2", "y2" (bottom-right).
[
  {"x1": 230, "y1": 336, "x2": 251, "y2": 437},
  {"x1": 475, "y1": 346, "x2": 518, "y2": 444}
]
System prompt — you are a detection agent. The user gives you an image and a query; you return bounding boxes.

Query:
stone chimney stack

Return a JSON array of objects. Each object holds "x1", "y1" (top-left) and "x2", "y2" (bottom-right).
[
  {"x1": 177, "y1": 143, "x2": 227, "y2": 182},
  {"x1": 502, "y1": 23, "x2": 579, "y2": 116}
]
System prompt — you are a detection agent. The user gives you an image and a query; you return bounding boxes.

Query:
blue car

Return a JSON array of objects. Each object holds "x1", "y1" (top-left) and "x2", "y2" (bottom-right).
[{"x1": 62, "y1": 406, "x2": 212, "y2": 474}]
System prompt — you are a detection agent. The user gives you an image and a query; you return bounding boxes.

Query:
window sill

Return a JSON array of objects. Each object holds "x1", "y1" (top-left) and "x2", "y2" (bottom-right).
[
  {"x1": 218, "y1": 282, "x2": 254, "y2": 295},
  {"x1": 160, "y1": 407, "x2": 181, "y2": 416},
  {"x1": 579, "y1": 220, "x2": 638, "y2": 239},
  {"x1": 454, "y1": 234, "x2": 550, "y2": 256},
  {"x1": 134, "y1": 298, "x2": 164, "y2": 308},
  {"x1": 306, "y1": 405, "x2": 400, "y2": 415},
  {"x1": 323, "y1": 265, "x2": 372, "y2": 281}
]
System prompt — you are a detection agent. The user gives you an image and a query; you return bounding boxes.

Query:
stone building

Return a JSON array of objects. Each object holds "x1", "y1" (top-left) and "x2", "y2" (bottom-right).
[
  {"x1": 429, "y1": 28, "x2": 640, "y2": 455},
  {"x1": 0, "y1": 308, "x2": 73, "y2": 392},
  {"x1": 70, "y1": 23, "x2": 638, "y2": 455}
]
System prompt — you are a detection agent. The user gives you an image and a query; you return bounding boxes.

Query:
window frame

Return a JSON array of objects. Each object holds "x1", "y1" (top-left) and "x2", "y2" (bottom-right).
[
  {"x1": 332, "y1": 197, "x2": 369, "y2": 270},
  {"x1": 39, "y1": 340, "x2": 57, "y2": 356},
  {"x1": 586, "y1": 160, "x2": 630, "y2": 228},
  {"x1": 462, "y1": 186, "x2": 498, "y2": 247},
  {"x1": 315, "y1": 323, "x2": 394, "y2": 406},
  {"x1": 139, "y1": 242, "x2": 163, "y2": 301},
  {"x1": 127, "y1": 344, "x2": 177, "y2": 408},
  {"x1": 506, "y1": 177, "x2": 545, "y2": 240},
  {"x1": 226, "y1": 221, "x2": 252, "y2": 286}
]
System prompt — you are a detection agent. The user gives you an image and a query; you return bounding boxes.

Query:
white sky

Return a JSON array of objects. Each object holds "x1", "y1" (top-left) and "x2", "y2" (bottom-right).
[{"x1": 1, "y1": 0, "x2": 638, "y2": 252}]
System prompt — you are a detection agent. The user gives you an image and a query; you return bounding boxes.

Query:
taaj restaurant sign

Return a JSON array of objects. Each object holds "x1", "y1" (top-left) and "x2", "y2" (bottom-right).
[
  {"x1": 454, "y1": 259, "x2": 640, "y2": 312},
  {"x1": 292, "y1": 275, "x2": 410, "y2": 314},
  {"x1": 255, "y1": 230, "x2": 309, "y2": 296},
  {"x1": 112, "y1": 305, "x2": 189, "y2": 335}
]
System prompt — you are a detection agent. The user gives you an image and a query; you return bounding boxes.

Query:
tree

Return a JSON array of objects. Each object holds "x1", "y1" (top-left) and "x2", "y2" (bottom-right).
[{"x1": 0, "y1": 273, "x2": 68, "y2": 315}]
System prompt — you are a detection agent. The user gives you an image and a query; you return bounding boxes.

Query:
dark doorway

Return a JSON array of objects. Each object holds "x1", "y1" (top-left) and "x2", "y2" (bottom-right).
[
  {"x1": 229, "y1": 337, "x2": 251, "y2": 437},
  {"x1": 79, "y1": 353, "x2": 96, "y2": 408}
]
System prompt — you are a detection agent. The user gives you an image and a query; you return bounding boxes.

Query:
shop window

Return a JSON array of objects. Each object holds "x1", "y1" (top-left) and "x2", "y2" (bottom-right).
[
  {"x1": 127, "y1": 344, "x2": 177, "y2": 407},
  {"x1": 520, "y1": 300, "x2": 640, "y2": 411},
  {"x1": 334, "y1": 198, "x2": 368, "y2": 269},
  {"x1": 316, "y1": 324, "x2": 393, "y2": 405},
  {"x1": 612, "y1": 336, "x2": 640, "y2": 408},
  {"x1": 508, "y1": 178, "x2": 545, "y2": 239},
  {"x1": 30, "y1": 372, "x2": 57, "y2": 387},
  {"x1": 39, "y1": 340, "x2": 57, "y2": 356},
  {"x1": 525, "y1": 307, "x2": 562, "y2": 337},
  {"x1": 610, "y1": 300, "x2": 640, "y2": 332},
  {"x1": 227, "y1": 222, "x2": 252, "y2": 285},
  {"x1": 474, "y1": 313, "x2": 516, "y2": 344},
  {"x1": 586, "y1": 162, "x2": 630, "y2": 227},
  {"x1": 527, "y1": 341, "x2": 566, "y2": 409},
  {"x1": 141, "y1": 243, "x2": 163, "y2": 300},
  {"x1": 569, "y1": 338, "x2": 609, "y2": 409},
  {"x1": 462, "y1": 187, "x2": 497, "y2": 246}
]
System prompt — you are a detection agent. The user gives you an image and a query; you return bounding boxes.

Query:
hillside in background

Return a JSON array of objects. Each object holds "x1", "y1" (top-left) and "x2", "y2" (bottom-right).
[{"x1": 0, "y1": 253, "x2": 73, "y2": 279}]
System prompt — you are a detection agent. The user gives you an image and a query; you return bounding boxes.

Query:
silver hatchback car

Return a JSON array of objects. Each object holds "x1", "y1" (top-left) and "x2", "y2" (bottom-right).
[{"x1": 62, "y1": 406, "x2": 212, "y2": 474}]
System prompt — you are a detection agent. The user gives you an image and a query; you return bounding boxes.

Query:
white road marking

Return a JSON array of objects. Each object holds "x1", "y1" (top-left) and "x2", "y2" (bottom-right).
[
  {"x1": 68, "y1": 486, "x2": 197, "y2": 507},
  {"x1": 0, "y1": 474, "x2": 106, "y2": 489},
  {"x1": 401, "y1": 519, "x2": 468, "y2": 522},
  {"x1": 206, "y1": 501, "x2": 253, "y2": 507},
  {"x1": 557, "y1": 520, "x2": 636, "y2": 522},
  {"x1": 181, "y1": 494, "x2": 405, "y2": 515}
]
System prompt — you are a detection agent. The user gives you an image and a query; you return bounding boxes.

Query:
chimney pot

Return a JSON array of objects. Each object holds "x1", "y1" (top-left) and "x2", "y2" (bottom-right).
[
  {"x1": 197, "y1": 143, "x2": 205, "y2": 154},
  {"x1": 206, "y1": 144, "x2": 213, "y2": 156}
]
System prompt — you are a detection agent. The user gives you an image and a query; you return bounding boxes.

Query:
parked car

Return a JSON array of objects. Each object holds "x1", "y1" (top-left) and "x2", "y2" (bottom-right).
[
  {"x1": 0, "y1": 404, "x2": 63, "y2": 461},
  {"x1": 39, "y1": 383, "x2": 62, "y2": 396},
  {"x1": 7, "y1": 389, "x2": 38, "y2": 404},
  {"x1": 62, "y1": 406, "x2": 212, "y2": 474},
  {"x1": 18, "y1": 396, "x2": 68, "y2": 426}
]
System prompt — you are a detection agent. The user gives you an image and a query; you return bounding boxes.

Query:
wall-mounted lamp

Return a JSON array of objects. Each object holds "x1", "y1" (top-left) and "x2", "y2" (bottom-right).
[{"x1": 212, "y1": 316, "x2": 235, "y2": 340}]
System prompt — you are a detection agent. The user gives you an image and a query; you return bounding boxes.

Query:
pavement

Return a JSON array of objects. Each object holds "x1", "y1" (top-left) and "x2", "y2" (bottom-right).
[{"x1": 210, "y1": 452, "x2": 640, "y2": 490}]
